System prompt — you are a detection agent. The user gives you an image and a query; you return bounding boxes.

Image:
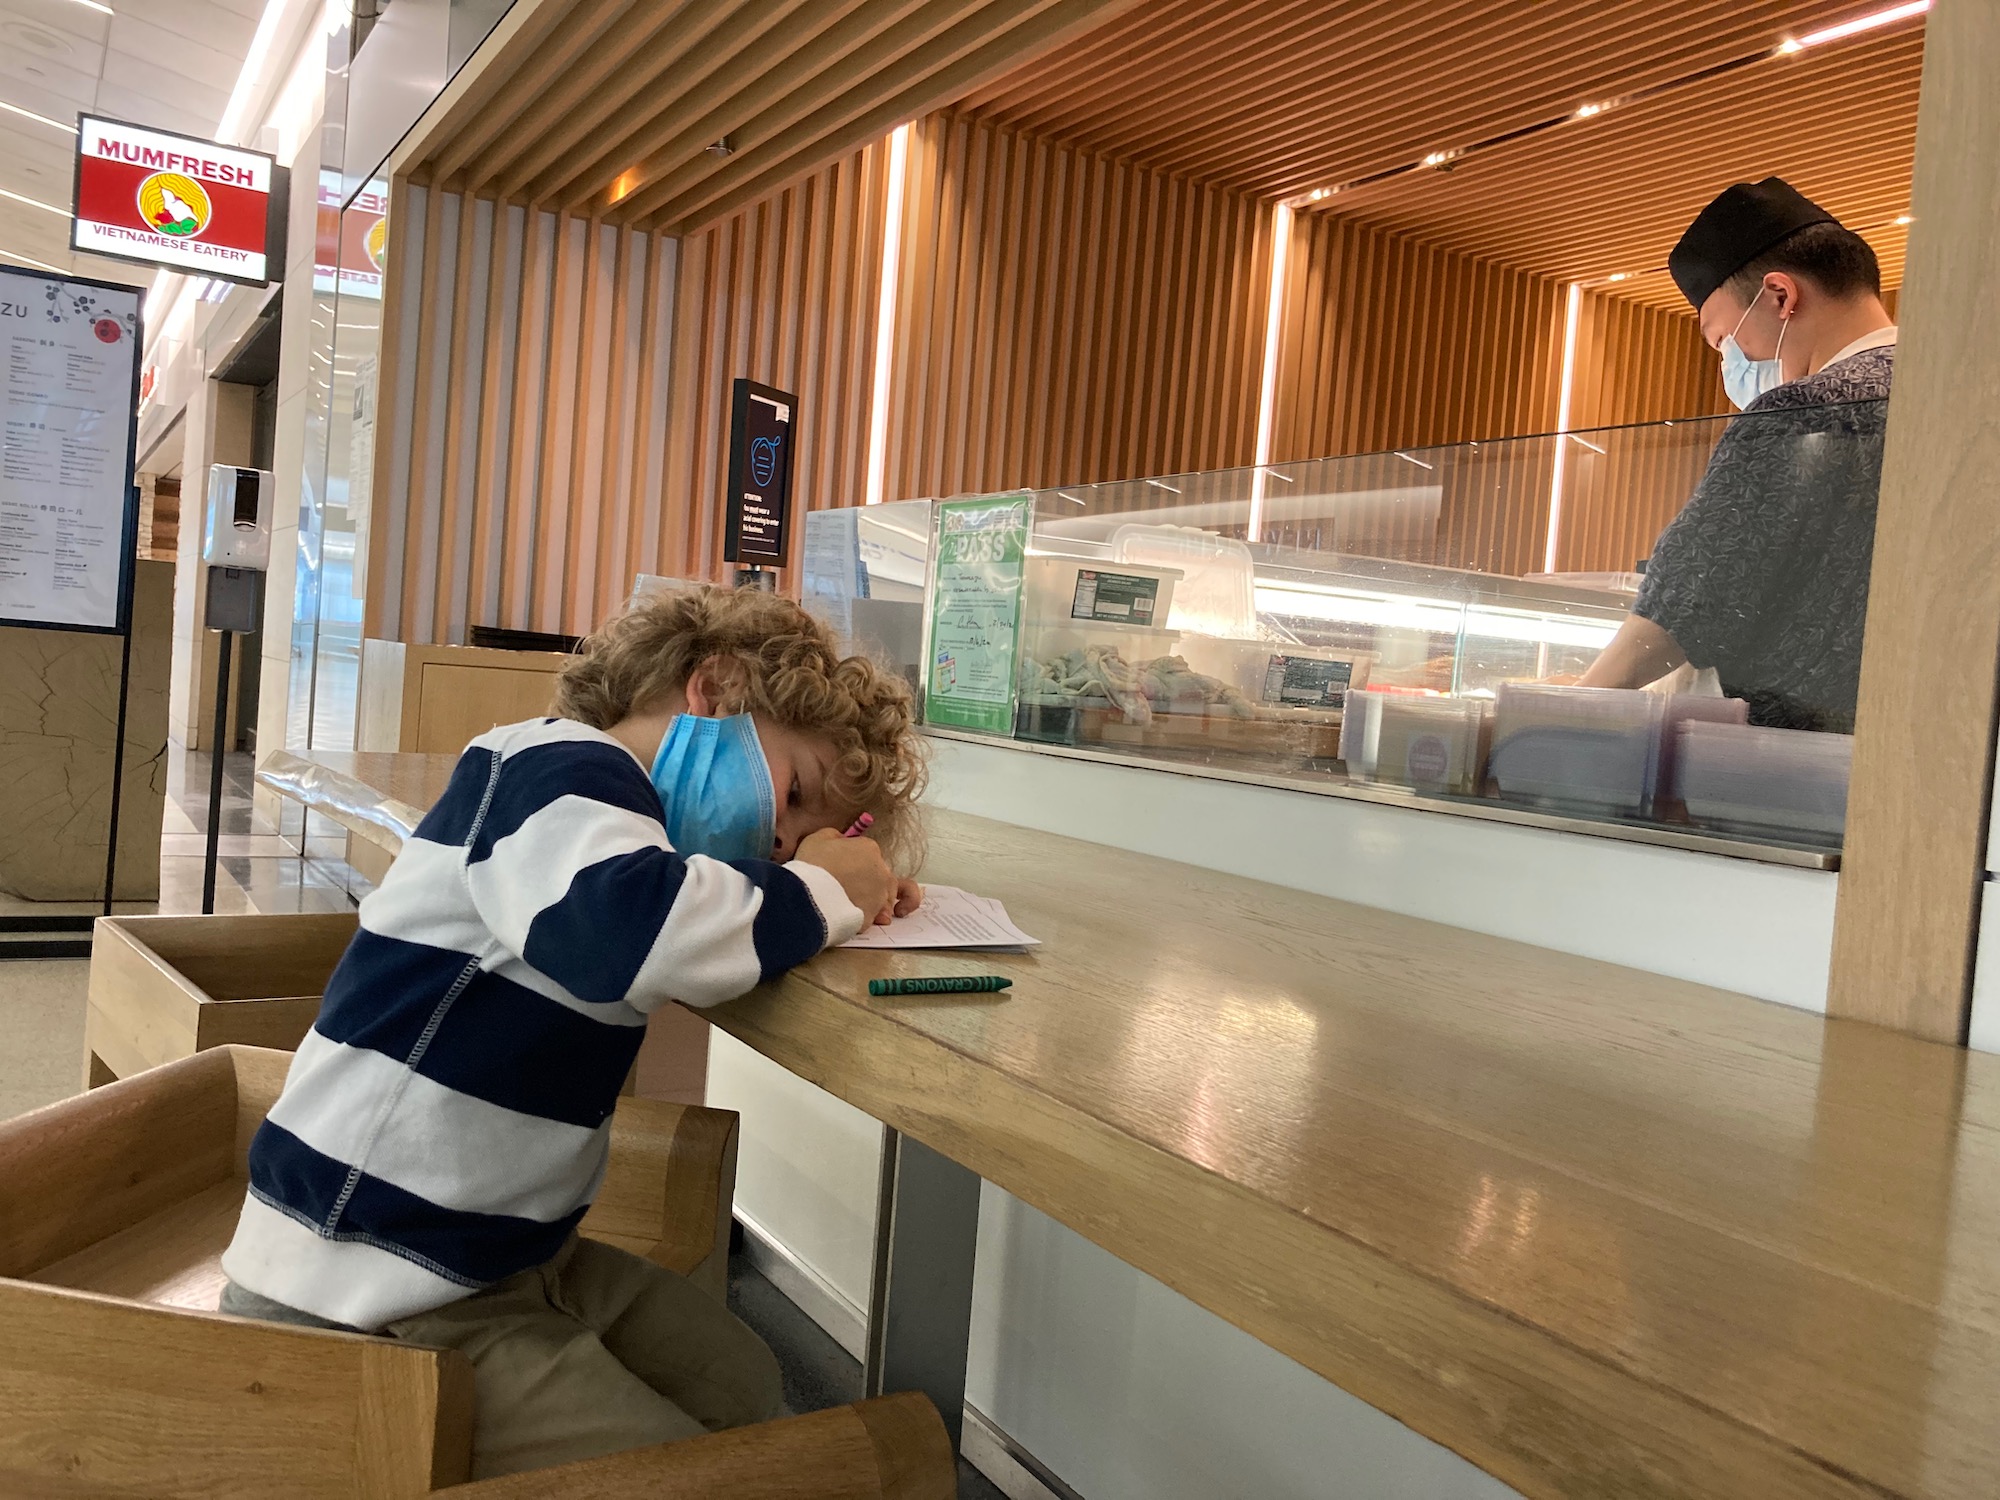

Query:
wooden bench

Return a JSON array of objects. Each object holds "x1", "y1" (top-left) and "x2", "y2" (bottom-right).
[{"x1": 0, "y1": 1046, "x2": 952, "y2": 1497}]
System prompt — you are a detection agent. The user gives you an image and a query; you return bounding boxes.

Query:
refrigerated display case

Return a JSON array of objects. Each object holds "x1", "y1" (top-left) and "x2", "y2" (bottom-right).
[{"x1": 803, "y1": 401, "x2": 1888, "y2": 865}]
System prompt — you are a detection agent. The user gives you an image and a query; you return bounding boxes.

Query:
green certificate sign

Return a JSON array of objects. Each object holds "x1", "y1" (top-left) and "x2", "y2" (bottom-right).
[{"x1": 925, "y1": 494, "x2": 1031, "y2": 734}]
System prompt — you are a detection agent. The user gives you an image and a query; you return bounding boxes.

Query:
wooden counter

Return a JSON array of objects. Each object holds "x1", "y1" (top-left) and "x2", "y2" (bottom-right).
[
  {"x1": 718, "y1": 811, "x2": 2000, "y2": 1500},
  {"x1": 243, "y1": 749, "x2": 2000, "y2": 1497}
]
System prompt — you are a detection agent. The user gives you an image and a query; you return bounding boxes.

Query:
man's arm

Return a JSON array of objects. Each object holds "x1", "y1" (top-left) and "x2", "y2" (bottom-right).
[{"x1": 1578, "y1": 612, "x2": 1688, "y2": 690}]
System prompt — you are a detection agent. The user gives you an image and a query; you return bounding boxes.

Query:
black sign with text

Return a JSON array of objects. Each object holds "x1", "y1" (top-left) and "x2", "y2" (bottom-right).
[{"x1": 723, "y1": 378, "x2": 797, "y2": 565}]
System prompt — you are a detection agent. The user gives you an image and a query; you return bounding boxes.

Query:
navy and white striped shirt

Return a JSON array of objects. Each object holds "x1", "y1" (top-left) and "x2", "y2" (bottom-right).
[{"x1": 221, "y1": 717, "x2": 864, "y2": 1329}]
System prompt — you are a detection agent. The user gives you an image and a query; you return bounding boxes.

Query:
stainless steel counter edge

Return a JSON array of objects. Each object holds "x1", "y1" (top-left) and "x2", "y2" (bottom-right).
[{"x1": 920, "y1": 727, "x2": 1839, "y2": 872}]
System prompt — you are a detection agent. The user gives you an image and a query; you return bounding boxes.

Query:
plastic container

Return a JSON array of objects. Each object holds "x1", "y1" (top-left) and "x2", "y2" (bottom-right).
[
  {"x1": 1178, "y1": 637, "x2": 1376, "y2": 713},
  {"x1": 1654, "y1": 693, "x2": 1749, "y2": 807},
  {"x1": 1674, "y1": 722, "x2": 1852, "y2": 840},
  {"x1": 1488, "y1": 683, "x2": 1669, "y2": 817},
  {"x1": 1108, "y1": 524, "x2": 1257, "y2": 637},
  {"x1": 1341, "y1": 689, "x2": 1490, "y2": 794},
  {"x1": 1024, "y1": 555, "x2": 1181, "y2": 632}
]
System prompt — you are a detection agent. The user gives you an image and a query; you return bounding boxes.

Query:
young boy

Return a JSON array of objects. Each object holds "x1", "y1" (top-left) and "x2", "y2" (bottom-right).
[{"x1": 218, "y1": 586, "x2": 925, "y2": 1477}]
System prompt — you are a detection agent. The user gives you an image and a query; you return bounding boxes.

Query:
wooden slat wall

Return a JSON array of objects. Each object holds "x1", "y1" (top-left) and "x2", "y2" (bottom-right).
[
  {"x1": 1273, "y1": 213, "x2": 1565, "y2": 461},
  {"x1": 1259, "y1": 220, "x2": 1731, "y2": 577},
  {"x1": 1551, "y1": 290, "x2": 1730, "y2": 573},
  {"x1": 1271, "y1": 211, "x2": 1565, "y2": 575},
  {"x1": 881, "y1": 111, "x2": 1268, "y2": 501},
  {"x1": 369, "y1": 186, "x2": 679, "y2": 644},
  {"x1": 661, "y1": 144, "x2": 887, "y2": 581}
]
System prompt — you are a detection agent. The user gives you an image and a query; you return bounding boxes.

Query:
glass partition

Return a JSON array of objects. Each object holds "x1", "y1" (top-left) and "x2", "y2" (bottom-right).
[{"x1": 805, "y1": 400, "x2": 1888, "y2": 864}]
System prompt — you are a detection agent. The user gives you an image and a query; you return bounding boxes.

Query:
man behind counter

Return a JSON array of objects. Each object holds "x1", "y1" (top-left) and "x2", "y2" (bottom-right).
[{"x1": 1578, "y1": 177, "x2": 1896, "y2": 731}]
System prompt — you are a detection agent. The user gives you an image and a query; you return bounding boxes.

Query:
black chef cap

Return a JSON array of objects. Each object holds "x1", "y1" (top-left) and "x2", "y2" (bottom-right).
[{"x1": 1669, "y1": 177, "x2": 1838, "y2": 311}]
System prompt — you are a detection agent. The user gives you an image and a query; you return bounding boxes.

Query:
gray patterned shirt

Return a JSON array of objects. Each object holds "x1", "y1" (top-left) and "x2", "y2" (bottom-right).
[{"x1": 1634, "y1": 346, "x2": 1894, "y2": 731}]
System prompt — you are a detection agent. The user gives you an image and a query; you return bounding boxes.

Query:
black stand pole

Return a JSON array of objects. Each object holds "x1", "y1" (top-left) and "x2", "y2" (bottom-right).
[{"x1": 202, "y1": 630, "x2": 233, "y2": 916}]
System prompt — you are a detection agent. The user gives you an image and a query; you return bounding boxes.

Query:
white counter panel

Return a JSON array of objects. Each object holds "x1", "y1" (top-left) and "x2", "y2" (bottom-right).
[
  {"x1": 924, "y1": 735, "x2": 1838, "y2": 1011},
  {"x1": 967, "y1": 1186, "x2": 1521, "y2": 1500},
  {"x1": 705, "y1": 1030, "x2": 881, "y2": 1328}
]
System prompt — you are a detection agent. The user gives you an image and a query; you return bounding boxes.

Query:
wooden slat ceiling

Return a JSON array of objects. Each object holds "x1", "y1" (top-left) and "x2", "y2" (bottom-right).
[
  {"x1": 959, "y1": 0, "x2": 1924, "y2": 307},
  {"x1": 396, "y1": 0, "x2": 1146, "y2": 236}
]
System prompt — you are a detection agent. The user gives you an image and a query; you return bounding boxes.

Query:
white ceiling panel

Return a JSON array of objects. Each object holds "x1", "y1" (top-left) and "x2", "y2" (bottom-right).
[
  {"x1": 99, "y1": 47, "x2": 230, "y2": 126},
  {"x1": 0, "y1": 47, "x2": 102, "y2": 109},
  {"x1": 111, "y1": 13, "x2": 251, "y2": 89},
  {"x1": 0, "y1": 0, "x2": 111, "y2": 52},
  {"x1": 0, "y1": 0, "x2": 264, "y2": 278}
]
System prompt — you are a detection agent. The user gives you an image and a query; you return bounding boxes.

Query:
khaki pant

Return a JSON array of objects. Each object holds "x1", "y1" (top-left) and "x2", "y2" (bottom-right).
[{"x1": 227, "y1": 1237, "x2": 783, "y2": 1479}]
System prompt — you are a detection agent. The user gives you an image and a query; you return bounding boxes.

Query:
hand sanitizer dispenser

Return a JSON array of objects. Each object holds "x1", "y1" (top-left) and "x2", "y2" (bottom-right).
[{"x1": 202, "y1": 464, "x2": 273, "y2": 632}]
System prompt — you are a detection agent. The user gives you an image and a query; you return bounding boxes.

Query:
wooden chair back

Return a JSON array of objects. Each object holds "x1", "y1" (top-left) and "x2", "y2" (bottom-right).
[{"x1": 0, "y1": 1046, "x2": 473, "y2": 1497}]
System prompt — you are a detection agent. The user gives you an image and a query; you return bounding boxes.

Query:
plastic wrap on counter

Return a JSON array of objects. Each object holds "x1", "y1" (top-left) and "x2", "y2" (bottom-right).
[{"x1": 254, "y1": 749, "x2": 430, "y2": 848}]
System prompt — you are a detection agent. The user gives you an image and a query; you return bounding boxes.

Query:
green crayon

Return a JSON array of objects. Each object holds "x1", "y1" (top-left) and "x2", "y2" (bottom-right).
[{"x1": 868, "y1": 975, "x2": 1012, "y2": 996}]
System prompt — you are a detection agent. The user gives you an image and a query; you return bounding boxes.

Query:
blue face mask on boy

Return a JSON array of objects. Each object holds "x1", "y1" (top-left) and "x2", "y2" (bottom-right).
[{"x1": 648, "y1": 713, "x2": 777, "y2": 863}]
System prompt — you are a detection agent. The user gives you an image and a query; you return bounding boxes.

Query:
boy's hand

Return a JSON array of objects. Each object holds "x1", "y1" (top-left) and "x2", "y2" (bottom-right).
[
  {"x1": 876, "y1": 877, "x2": 923, "y2": 927},
  {"x1": 794, "y1": 829, "x2": 896, "y2": 924}
]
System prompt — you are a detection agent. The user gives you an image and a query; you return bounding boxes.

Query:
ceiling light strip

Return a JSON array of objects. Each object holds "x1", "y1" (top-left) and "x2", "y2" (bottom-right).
[
  {"x1": 0, "y1": 100, "x2": 78, "y2": 134},
  {"x1": 0, "y1": 186, "x2": 70, "y2": 217},
  {"x1": 1288, "y1": 4, "x2": 1928, "y2": 210},
  {"x1": 1247, "y1": 200, "x2": 1294, "y2": 544},
  {"x1": 863, "y1": 124, "x2": 912, "y2": 507},
  {"x1": 1543, "y1": 282, "x2": 1585, "y2": 576},
  {"x1": 0, "y1": 246, "x2": 69, "y2": 273},
  {"x1": 1782, "y1": 1, "x2": 1930, "y2": 54}
]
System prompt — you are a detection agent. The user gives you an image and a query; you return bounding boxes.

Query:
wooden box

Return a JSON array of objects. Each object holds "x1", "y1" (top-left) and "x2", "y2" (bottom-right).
[
  {"x1": 0, "y1": 1046, "x2": 945, "y2": 1496},
  {"x1": 85, "y1": 912, "x2": 357, "y2": 1089}
]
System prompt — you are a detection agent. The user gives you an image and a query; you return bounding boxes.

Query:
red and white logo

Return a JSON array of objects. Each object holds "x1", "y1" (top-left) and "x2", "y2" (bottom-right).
[{"x1": 71, "y1": 116, "x2": 275, "y2": 285}]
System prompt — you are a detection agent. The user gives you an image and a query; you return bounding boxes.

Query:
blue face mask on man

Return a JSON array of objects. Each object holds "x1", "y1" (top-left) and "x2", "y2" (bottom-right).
[
  {"x1": 648, "y1": 713, "x2": 776, "y2": 863},
  {"x1": 1719, "y1": 285, "x2": 1790, "y2": 411}
]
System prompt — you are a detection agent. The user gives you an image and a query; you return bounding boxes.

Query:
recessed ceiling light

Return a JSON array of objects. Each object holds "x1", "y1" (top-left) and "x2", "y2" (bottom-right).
[
  {"x1": 2, "y1": 21, "x2": 76, "y2": 58},
  {"x1": 1893, "y1": 213, "x2": 1914, "y2": 226}
]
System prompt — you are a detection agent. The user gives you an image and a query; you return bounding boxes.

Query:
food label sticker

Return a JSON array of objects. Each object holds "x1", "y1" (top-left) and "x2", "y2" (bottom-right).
[
  {"x1": 1070, "y1": 569, "x2": 1159, "y2": 624},
  {"x1": 1262, "y1": 654, "x2": 1354, "y2": 708}
]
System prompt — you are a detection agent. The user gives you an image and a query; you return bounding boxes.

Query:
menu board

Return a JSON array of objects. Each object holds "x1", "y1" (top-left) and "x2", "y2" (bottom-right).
[
  {"x1": 0, "y1": 266, "x2": 142, "y2": 633},
  {"x1": 924, "y1": 494, "x2": 1030, "y2": 734}
]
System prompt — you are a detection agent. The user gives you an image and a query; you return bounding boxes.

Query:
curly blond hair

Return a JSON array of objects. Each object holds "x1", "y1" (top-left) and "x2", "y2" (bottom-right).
[{"x1": 556, "y1": 586, "x2": 926, "y2": 869}]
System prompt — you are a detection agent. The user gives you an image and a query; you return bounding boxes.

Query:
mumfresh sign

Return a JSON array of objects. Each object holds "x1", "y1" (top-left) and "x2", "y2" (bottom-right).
[{"x1": 71, "y1": 116, "x2": 277, "y2": 285}]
